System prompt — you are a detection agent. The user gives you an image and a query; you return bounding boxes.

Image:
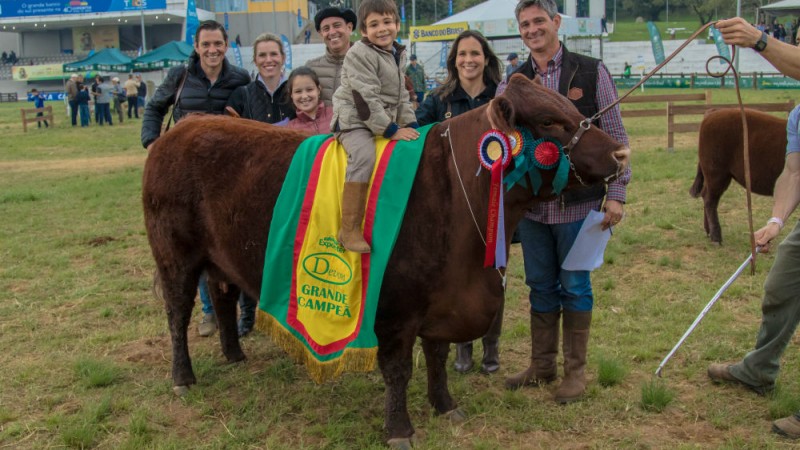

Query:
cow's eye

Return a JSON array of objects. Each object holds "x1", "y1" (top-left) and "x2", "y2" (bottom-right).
[{"x1": 542, "y1": 119, "x2": 554, "y2": 126}]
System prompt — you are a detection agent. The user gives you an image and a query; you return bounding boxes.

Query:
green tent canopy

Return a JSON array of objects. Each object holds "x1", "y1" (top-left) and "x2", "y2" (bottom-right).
[
  {"x1": 63, "y1": 48, "x2": 133, "y2": 73},
  {"x1": 133, "y1": 41, "x2": 193, "y2": 71}
]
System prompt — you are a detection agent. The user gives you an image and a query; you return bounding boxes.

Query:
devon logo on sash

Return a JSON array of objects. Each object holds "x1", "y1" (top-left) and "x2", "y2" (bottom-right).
[{"x1": 257, "y1": 127, "x2": 432, "y2": 383}]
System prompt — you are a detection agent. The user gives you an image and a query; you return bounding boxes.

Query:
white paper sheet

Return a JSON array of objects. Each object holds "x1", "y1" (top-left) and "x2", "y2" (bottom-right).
[{"x1": 561, "y1": 209, "x2": 612, "y2": 272}]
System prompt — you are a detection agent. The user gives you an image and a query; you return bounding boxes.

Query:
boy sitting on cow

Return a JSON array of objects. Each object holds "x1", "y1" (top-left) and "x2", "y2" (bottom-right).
[{"x1": 331, "y1": 0, "x2": 419, "y2": 253}]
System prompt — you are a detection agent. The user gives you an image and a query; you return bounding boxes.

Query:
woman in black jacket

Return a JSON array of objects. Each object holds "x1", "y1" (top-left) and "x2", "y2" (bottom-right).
[
  {"x1": 226, "y1": 32, "x2": 294, "y2": 124},
  {"x1": 415, "y1": 30, "x2": 502, "y2": 126},
  {"x1": 416, "y1": 31, "x2": 505, "y2": 375}
]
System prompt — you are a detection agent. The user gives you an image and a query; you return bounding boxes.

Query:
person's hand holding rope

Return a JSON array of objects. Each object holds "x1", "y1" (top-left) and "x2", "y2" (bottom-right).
[{"x1": 715, "y1": 18, "x2": 763, "y2": 50}]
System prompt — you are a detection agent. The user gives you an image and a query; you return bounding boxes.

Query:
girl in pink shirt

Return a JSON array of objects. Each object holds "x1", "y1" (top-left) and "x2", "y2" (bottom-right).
[{"x1": 285, "y1": 67, "x2": 334, "y2": 134}]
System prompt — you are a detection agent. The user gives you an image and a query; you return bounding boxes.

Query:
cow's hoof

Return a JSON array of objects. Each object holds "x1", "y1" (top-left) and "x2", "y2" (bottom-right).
[
  {"x1": 173, "y1": 385, "x2": 190, "y2": 397},
  {"x1": 442, "y1": 408, "x2": 466, "y2": 423},
  {"x1": 387, "y1": 434, "x2": 416, "y2": 450}
]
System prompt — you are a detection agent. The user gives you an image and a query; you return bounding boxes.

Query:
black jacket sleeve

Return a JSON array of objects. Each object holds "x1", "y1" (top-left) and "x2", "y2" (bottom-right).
[
  {"x1": 225, "y1": 85, "x2": 247, "y2": 118},
  {"x1": 415, "y1": 93, "x2": 442, "y2": 126},
  {"x1": 141, "y1": 66, "x2": 185, "y2": 149}
]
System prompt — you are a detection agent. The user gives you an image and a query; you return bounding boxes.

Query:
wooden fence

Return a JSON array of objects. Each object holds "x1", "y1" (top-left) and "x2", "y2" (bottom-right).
[
  {"x1": 21, "y1": 105, "x2": 54, "y2": 132},
  {"x1": 666, "y1": 101, "x2": 795, "y2": 151},
  {"x1": 620, "y1": 91, "x2": 794, "y2": 150}
]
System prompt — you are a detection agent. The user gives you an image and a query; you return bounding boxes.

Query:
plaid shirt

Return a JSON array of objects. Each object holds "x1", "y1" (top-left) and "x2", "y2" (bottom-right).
[{"x1": 497, "y1": 45, "x2": 631, "y2": 224}]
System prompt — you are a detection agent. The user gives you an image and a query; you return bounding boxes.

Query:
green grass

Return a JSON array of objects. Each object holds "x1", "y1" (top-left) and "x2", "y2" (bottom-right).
[
  {"x1": 608, "y1": 18, "x2": 704, "y2": 42},
  {"x1": 0, "y1": 89, "x2": 798, "y2": 448},
  {"x1": 640, "y1": 379, "x2": 676, "y2": 412},
  {"x1": 596, "y1": 355, "x2": 628, "y2": 387}
]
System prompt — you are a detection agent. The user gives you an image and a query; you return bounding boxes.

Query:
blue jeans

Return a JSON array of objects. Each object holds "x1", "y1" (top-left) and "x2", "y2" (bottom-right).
[
  {"x1": 78, "y1": 104, "x2": 90, "y2": 126},
  {"x1": 198, "y1": 274, "x2": 213, "y2": 315},
  {"x1": 69, "y1": 100, "x2": 78, "y2": 126},
  {"x1": 518, "y1": 217, "x2": 593, "y2": 313},
  {"x1": 96, "y1": 103, "x2": 112, "y2": 125},
  {"x1": 198, "y1": 273, "x2": 257, "y2": 329}
]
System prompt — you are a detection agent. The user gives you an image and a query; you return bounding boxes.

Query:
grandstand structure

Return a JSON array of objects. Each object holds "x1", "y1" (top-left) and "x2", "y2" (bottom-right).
[{"x1": 0, "y1": 0, "x2": 312, "y2": 91}]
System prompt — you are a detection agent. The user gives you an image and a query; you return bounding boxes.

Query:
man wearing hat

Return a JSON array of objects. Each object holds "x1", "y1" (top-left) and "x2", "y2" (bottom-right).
[
  {"x1": 66, "y1": 73, "x2": 79, "y2": 126},
  {"x1": 405, "y1": 54, "x2": 426, "y2": 104},
  {"x1": 305, "y1": 7, "x2": 357, "y2": 106},
  {"x1": 505, "y1": 52, "x2": 522, "y2": 79}
]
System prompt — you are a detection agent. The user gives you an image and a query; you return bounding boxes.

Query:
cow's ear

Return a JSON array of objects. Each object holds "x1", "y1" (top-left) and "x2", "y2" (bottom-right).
[{"x1": 489, "y1": 97, "x2": 515, "y2": 134}]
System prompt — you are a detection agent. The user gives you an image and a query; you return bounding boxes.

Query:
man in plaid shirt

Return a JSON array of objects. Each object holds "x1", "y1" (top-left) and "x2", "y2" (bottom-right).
[{"x1": 497, "y1": 0, "x2": 631, "y2": 404}]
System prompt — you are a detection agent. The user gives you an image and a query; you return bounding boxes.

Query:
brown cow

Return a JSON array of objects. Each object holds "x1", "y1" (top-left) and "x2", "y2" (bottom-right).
[
  {"x1": 691, "y1": 108, "x2": 786, "y2": 243},
  {"x1": 142, "y1": 74, "x2": 630, "y2": 448}
]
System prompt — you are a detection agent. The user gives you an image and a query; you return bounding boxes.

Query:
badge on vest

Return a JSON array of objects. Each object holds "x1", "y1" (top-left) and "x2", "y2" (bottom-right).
[{"x1": 567, "y1": 87, "x2": 584, "y2": 101}]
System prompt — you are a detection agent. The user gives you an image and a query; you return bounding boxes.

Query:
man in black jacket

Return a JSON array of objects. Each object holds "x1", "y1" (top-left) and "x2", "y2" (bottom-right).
[
  {"x1": 141, "y1": 20, "x2": 250, "y2": 150},
  {"x1": 140, "y1": 20, "x2": 250, "y2": 338}
]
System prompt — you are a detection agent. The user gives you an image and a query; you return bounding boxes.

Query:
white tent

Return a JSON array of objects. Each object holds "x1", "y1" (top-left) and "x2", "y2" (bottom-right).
[
  {"x1": 434, "y1": 0, "x2": 519, "y2": 24},
  {"x1": 760, "y1": 0, "x2": 800, "y2": 15},
  {"x1": 433, "y1": 0, "x2": 598, "y2": 38}
]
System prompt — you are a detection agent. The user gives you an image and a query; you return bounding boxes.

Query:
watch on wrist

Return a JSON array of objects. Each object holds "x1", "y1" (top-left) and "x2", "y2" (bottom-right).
[{"x1": 754, "y1": 30, "x2": 768, "y2": 52}]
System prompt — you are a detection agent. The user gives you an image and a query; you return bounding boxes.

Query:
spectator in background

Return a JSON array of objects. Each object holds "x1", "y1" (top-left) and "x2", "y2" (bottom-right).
[
  {"x1": 124, "y1": 73, "x2": 140, "y2": 119},
  {"x1": 110, "y1": 76, "x2": 125, "y2": 124},
  {"x1": 136, "y1": 74, "x2": 147, "y2": 115},
  {"x1": 623, "y1": 61, "x2": 632, "y2": 78},
  {"x1": 505, "y1": 52, "x2": 521, "y2": 79},
  {"x1": 94, "y1": 75, "x2": 113, "y2": 126},
  {"x1": 305, "y1": 29, "x2": 312, "y2": 44},
  {"x1": 90, "y1": 75, "x2": 101, "y2": 124},
  {"x1": 8, "y1": 50, "x2": 16, "y2": 64},
  {"x1": 405, "y1": 54, "x2": 426, "y2": 104},
  {"x1": 306, "y1": 7, "x2": 357, "y2": 106},
  {"x1": 66, "y1": 73, "x2": 79, "y2": 126},
  {"x1": 76, "y1": 82, "x2": 91, "y2": 127},
  {"x1": 1, "y1": 51, "x2": 7, "y2": 64},
  {"x1": 30, "y1": 88, "x2": 48, "y2": 128},
  {"x1": 601, "y1": 14, "x2": 608, "y2": 33}
]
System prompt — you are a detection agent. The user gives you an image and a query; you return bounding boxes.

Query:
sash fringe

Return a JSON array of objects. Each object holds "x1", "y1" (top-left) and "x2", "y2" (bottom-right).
[{"x1": 255, "y1": 309, "x2": 377, "y2": 384}]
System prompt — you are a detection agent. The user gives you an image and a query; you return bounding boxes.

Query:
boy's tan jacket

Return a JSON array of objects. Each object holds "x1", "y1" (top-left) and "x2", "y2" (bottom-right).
[{"x1": 331, "y1": 38, "x2": 417, "y2": 136}]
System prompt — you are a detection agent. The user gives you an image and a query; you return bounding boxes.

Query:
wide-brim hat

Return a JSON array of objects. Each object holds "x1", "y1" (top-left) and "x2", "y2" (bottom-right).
[{"x1": 314, "y1": 7, "x2": 357, "y2": 32}]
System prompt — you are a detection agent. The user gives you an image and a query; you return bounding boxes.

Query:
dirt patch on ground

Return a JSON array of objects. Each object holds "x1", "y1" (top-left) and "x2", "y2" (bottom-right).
[
  {"x1": 117, "y1": 336, "x2": 171, "y2": 364},
  {"x1": 0, "y1": 154, "x2": 145, "y2": 174}
]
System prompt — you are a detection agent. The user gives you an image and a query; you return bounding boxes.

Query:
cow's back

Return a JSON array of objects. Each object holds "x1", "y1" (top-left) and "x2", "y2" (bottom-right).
[
  {"x1": 698, "y1": 108, "x2": 786, "y2": 195},
  {"x1": 143, "y1": 115, "x2": 309, "y2": 297}
]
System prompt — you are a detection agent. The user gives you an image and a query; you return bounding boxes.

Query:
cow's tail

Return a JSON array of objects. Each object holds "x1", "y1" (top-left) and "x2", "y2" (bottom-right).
[
  {"x1": 689, "y1": 164, "x2": 704, "y2": 198},
  {"x1": 151, "y1": 269, "x2": 165, "y2": 302}
]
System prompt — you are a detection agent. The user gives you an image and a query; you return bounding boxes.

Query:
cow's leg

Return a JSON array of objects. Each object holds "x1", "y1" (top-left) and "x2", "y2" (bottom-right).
[
  {"x1": 703, "y1": 177, "x2": 732, "y2": 244},
  {"x1": 420, "y1": 338, "x2": 461, "y2": 420},
  {"x1": 377, "y1": 330, "x2": 417, "y2": 446},
  {"x1": 207, "y1": 277, "x2": 246, "y2": 363},
  {"x1": 158, "y1": 263, "x2": 202, "y2": 394}
]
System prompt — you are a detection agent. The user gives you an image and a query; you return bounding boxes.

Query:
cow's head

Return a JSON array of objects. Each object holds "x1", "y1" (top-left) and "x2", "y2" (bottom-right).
[{"x1": 489, "y1": 74, "x2": 629, "y2": 190}]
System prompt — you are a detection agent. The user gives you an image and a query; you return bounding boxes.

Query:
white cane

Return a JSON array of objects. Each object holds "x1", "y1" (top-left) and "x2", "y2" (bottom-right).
[{"x1": 655, "y1": 247, "x2": 761, "y2": 377}]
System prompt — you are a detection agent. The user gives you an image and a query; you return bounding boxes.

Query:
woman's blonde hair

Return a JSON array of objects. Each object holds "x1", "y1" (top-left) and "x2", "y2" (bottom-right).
[{"x1": 252, "y1": 32, "x2": 285, "y2": 63}]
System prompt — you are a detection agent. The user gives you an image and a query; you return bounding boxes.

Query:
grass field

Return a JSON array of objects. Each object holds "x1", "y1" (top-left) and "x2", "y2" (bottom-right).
[{"x1": 1, "y1": 90, "x2": 800, "y2": 449}]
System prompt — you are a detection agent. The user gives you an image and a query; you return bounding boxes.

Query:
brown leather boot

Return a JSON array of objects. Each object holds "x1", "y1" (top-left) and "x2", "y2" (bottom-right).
[
  {"x1": 505, "y1": 310, "x2": 560, "y2": 390},
  {"x1": 481, "y1": 302, "x2": 504, "y2": 374},
  {"x1": 554, "y1": 311, "x2": 592, "y2": 404},
  {"x1": 453, "y1": 342, "x2": 474, "y2": 373},
  {"x1": 338, "y1": 182, "x2": 371, "y2": 253}
]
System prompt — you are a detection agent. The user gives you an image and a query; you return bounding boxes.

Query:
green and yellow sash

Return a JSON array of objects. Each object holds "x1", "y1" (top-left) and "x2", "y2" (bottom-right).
[{"x1": 257, "y1": 126, "x2": 431, "y2": 383}]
